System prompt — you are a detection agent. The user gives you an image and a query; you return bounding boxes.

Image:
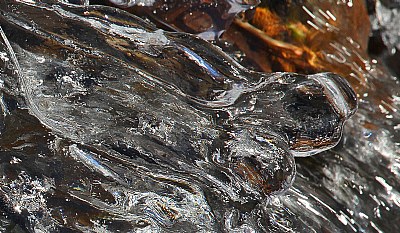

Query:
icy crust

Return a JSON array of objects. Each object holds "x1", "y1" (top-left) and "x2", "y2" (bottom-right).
[
  {"x1": 0, "y1": 0, "x2": 356, "y2": 202},
  {"x1": 103, "y1": 0, "x2": 260, "y2": 40},
  {"x1": 0, "y1": 0, "x2": 357, "y2": 231},
  {"x1": 374, "y1": 0, "x2": 400, "y2": 51},
  {"x1": 109, "y1": 0, "x2": 157, "y2": 8}
]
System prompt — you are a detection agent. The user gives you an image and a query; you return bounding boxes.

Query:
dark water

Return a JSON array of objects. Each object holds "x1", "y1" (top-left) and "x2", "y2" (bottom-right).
[{"x1": 0, "y1": 0, "x2": 399, "y2": 232}]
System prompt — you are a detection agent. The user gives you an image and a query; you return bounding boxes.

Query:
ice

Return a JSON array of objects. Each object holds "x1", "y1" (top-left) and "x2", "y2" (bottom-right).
[
  {"x1": 374, "y1": 0, "x2": 400, "y2": 51},
  {"x1": 1, "y1": 0, "x2": 397, "y2": 232},
  {"x1": 109, "y1": 0, "x2": 156, "y2": 8},
  {"x1": 102, "y1": 0, "x2": 260, "y2": 40}
]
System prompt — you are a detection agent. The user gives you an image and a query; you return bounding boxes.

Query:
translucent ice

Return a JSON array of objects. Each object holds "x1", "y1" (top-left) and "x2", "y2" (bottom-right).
[
  {"x1": 374, "y1": 0, "x2": 400, "y2": 51},
  {"x1": 104, "y1": 0, "x2": 260, "y2": 40},
  {"x1": 0, "y1": 0, "x2": 358, "y2": 231},
  {"x1": 109, "y1": 0, "x2": 156, "y2": 8}
]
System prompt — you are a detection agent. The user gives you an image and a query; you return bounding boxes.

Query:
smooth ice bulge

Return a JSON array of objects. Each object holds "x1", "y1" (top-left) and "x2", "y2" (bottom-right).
[
  {"x1": 0, "y1": 0, "x2": 357, "y2": 231},
  {"x1": 0, "y1": 0, "x2": 356, "y2": 196}
]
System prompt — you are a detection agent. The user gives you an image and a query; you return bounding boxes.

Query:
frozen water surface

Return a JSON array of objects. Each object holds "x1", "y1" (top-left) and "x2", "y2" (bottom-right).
[
  {"x1": 99, "y1": 0, "x2": 260, "y2": 40},
  {"x1": 0, "y1": 0, "x2": 399, "y2": 232}
]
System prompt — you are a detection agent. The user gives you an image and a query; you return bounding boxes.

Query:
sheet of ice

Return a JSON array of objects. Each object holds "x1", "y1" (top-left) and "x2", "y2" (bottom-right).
[
  {"x1": 374, "y1": 0, "x2": 400, "y2": 51},
  {"x1": 6, "y1": 1, "x2": 398, "y2": 233}
]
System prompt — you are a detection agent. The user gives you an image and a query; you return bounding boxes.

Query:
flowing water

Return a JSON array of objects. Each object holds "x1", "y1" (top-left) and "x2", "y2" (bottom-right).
[{"x1": 0, "y1": 0, "x2": 399, "y2": 232}]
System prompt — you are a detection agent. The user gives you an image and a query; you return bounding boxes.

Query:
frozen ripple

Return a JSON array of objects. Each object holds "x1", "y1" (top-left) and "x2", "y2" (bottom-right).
[{"x1": 0, "y1": 0, "x2": 363, "y2": 232}]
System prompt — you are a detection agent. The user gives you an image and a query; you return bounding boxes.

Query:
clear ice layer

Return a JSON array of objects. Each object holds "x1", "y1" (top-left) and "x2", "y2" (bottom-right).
[
  {"x1": 3, "y1": 0, "x2": 397, "y2": 232},
  {"x1": 100, "y1": 0, "x2": 260, "y2": 40}
]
